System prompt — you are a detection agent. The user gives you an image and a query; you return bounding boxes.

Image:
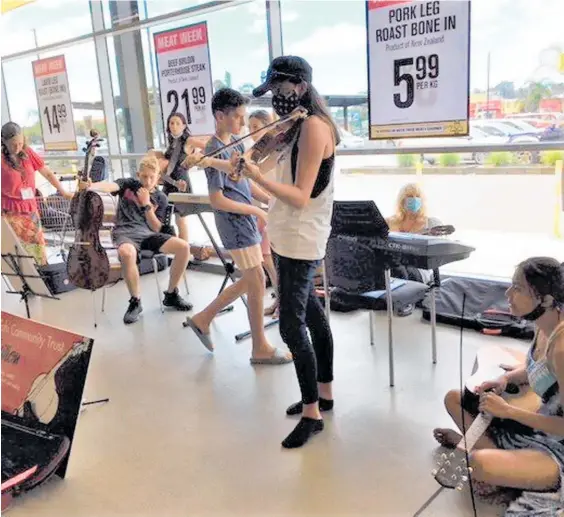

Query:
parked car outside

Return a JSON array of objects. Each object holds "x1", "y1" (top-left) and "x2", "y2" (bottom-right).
[{"x1": 395, "y1": 126, "x2": 506, "y2": 165}]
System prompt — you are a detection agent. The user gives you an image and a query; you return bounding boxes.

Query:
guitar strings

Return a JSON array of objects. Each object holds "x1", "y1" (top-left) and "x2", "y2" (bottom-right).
[{"x1": 459, "y1": 292, "x2": 478, "y2": 517}]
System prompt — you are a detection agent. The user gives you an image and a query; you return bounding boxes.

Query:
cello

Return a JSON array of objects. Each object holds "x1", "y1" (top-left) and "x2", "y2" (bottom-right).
[{"x1": 66, "y1": 130, "x2": 110, "y2": 290}]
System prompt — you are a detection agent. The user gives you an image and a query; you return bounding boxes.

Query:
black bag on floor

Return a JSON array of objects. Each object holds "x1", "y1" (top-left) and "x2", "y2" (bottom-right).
[
  {"x1": 138, "y1": 255, "x2": 168, "y2": 275},
  {"x1": 421, "y1": 276, "x2": 535, "y2": 340},
  {"x1": 37, "y1": 263, "x2": 77, "y2": 295}
]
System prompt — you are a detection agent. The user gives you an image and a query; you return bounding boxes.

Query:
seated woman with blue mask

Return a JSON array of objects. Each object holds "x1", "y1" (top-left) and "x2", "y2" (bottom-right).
[{"x1": 386, "y1": 182, "x2": 442, "y2": 285}]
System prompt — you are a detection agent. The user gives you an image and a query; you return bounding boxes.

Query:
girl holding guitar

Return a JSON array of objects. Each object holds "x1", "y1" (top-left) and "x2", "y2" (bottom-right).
[
  {"x1": 434, "y1": 257, "x2": 564, "y2": 514},
  {"x1": 160, "y1": 112, "x2": 208, "y2": 243}
]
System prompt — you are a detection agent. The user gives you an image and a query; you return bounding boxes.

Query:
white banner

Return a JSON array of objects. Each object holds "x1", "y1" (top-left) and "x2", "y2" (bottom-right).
[
  {"x1": 366, "y1": 0, "x2": 470, "y2": 139},
  {"x1": 32, "y1": 55, "x2": 77, "y2": 151},
  {"x1": 154, "y1": 22, "x2": 214, "y2": 137}
]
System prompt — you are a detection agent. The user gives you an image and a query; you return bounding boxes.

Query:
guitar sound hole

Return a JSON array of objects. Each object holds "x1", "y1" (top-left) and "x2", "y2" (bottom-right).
[{"x1": 506, "y1": 383, "x2": 519, "y2": 395}]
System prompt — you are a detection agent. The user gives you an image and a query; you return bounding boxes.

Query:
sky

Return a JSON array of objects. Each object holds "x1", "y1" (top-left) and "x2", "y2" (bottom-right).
[{"x1": 1, "y1": 0, "x2": 563, "y2": 126}]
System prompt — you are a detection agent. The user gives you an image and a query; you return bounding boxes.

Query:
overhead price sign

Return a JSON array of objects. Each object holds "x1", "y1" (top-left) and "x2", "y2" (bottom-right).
[
  {"x1": 366, "y1": 0, "x2": 471, "y2": 139},
  {"x1": 32, "y1": 55, "x2": 77, "y2": 151},
  {"x1": 154, "y1": 22, "x2": 215, "y2": 137},
  {"x1": 1, "y1": 0, "x2": 36, "y2": 14}
]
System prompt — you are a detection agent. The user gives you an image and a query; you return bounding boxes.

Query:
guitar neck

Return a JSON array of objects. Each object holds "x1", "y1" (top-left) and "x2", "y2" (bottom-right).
[{"x1": 457, "y1": 412, "x2": 493, "y2": 451}]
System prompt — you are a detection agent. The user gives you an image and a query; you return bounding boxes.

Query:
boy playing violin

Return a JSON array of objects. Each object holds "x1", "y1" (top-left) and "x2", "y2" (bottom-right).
[{"x1": 184, "y1": 88, "x2": 292, "y2": 366}]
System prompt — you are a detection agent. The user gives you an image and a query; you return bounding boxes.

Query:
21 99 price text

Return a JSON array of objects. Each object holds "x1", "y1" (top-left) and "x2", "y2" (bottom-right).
[
  {"x1": 166, "y1": 87, "x2": 207, "y2": 126},
  {"x1": 393, "y1": 54, "x2": 440, "y2": 109}
]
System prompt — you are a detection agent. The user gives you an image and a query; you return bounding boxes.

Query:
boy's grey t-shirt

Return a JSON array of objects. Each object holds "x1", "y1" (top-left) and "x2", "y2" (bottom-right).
[
  {"x1": 204, "y1": 135, "x2": 261, "y2": 251},
  {"x1": 111, "y1": 177, "x2": 168, "y2": 242}
]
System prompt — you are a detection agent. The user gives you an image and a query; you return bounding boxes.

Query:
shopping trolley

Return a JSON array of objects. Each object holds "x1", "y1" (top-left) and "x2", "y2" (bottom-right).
[{"x1": 35, "y1": 193, "x2": 76, "y2": 262}]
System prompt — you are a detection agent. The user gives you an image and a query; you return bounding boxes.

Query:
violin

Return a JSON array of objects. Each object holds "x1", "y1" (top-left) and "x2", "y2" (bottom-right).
[
  {"x1": 66, "y1": 130, "x2": 110, "y2": 291},
  {"x1": 177, "y1": 108, "x2": 309, "y2": 180},
  {"x1": 230, "y1": 107, "x2": 308, "y2": 181}
]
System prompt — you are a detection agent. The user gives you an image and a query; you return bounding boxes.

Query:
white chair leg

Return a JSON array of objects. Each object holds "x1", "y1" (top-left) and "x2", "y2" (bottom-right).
[
  {"x1": 183, "y1": 272, "x2": 189, "y2": 296},
  {"x1": 430, "y1": 286, "x2": 437, "y2": 364},
  {"x1": 384, "y1": 268, "x2": 395, "y2": 388},
  {"x1": 185, "y1": 254, "x2": 192, "y2": 295},
  {"x1": 101, "y1": 286, "x2": 106, "y2": 313},
  {"x1": 369, "y1": 310, "x2": 375, "y2": 347},
  {"x1": 153, "y1": 257, "x2": 164, "y2": 313},
  {"x1": 92, "y1": 290, "x2": 97, "y2": 329}
]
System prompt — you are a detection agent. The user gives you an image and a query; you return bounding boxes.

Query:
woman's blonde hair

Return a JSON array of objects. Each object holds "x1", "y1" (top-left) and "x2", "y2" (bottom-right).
[{"x1": 394, "y1": 182, "x2": 427, "y2": 222}]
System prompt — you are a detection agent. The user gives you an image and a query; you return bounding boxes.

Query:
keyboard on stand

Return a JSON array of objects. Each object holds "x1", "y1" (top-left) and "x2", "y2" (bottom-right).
[
  {"x1": 372, "y1": 232, "x2": 475, "y2": 270},
  {"x1": 331, "y1": 200, "x2": 475, "y2": 271},
  {"x1": 167, "y1": 193, "x2": 212, "y2": 216}
]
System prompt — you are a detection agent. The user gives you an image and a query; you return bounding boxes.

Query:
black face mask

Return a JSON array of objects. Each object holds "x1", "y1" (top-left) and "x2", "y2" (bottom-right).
[
  {"x1": 521, "y1": 303, "x2": 547, "y2": 321},
  {"x1": 272, "y1": 91, "x2": 300, "y2": 117}
]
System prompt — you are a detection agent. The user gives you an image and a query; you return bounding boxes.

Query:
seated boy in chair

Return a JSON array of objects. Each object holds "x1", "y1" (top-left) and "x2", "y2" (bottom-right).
[{"x1": 80, "y1": 154, "x2": 192, "y2": 324}]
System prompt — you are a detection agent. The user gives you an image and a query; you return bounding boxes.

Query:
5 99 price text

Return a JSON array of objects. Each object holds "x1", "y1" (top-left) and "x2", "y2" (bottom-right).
[
  {"x1": 393, "y1": 54, "x2": 439, "y2": 109},
  {"x1": 43, "y1": 104, "x2": 68, "y2": 134}
]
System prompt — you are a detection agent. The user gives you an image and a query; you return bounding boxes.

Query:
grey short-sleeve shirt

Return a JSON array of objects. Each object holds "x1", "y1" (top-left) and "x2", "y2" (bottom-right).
[{"x1": 204, "y1": 136, "x2": 261, "y2": 251}]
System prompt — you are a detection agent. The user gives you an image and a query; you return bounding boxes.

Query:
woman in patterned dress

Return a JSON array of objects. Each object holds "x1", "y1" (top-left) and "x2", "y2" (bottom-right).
[{"x1": 1, "y1": 122, "x2": 73, "y2": 265}]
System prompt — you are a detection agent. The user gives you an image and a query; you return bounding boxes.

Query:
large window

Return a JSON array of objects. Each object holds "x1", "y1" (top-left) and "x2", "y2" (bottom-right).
[
  {"x1": 280, "y1": 1, "x2": 368, "y2": 96},
  {"x1": 104, "y1": 0, "x2": 269, "y2": 160},
  {"x1": 280, "y1": 0, "x2": 564, "y2": 138},
  {"x1": 3, "y1": 41, "x2": 104, "y2": 155},
  {"x1": 1, "y1": 0, "x2": 93, "y2": 56}
]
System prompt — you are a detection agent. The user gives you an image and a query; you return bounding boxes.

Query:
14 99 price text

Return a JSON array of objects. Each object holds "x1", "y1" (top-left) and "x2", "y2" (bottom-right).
[
  {"x1": 43, "y1": 104, "x2": 68, "y2": 134},
  {"x1": 393, "y1": 54, "x2": 439, "y2": 109}
]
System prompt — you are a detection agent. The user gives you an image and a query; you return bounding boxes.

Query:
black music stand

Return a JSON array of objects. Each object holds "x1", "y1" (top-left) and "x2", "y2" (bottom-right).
[
  {"x1": 191, "y1": 211, "x2": 280, "y2": 341},
  {"x1": 331, "y1": 200, "x2": 389, "y2": 240},
  {"x1": 174, "y1": 187, "x2": 279, "y2": 340},
  {"x1": 1, "y1": 251, "x2": 59, "y2": 319}
]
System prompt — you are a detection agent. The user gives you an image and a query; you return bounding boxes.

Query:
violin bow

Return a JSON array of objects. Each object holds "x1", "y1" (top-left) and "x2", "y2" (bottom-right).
[{"x1": 184, "y1": 107, "x2": 308, "y2": 167}]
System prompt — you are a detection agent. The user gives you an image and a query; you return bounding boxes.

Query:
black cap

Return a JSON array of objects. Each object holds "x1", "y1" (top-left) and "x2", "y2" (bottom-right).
[{"x1": 253, "y1": 56, "x2": 312, "y2": 98}]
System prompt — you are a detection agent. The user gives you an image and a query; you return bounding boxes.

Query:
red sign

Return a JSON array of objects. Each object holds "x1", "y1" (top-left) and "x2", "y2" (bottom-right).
[
  {"x1": 1, "y1": 312, "x2": 91, "y2": 421},
  {"x1": 32, "y1": 56, "x2": 66, "y2": 78},
  {"x1": 368, "y1": 0, "x2": 411, "y2": 10},
  {"x1": 154, "y1": 22, "x2": 208, "y2": 54}
]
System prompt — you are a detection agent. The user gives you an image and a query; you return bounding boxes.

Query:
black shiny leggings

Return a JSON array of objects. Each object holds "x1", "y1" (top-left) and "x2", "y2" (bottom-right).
[{"x1": 274, "y1": 252, "x2": 334, "y2": 405}]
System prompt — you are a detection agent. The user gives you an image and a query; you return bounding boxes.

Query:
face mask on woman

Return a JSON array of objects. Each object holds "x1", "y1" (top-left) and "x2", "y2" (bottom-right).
[
  {"x1": 272, "y1": 91, "x2": 301, "y2": 117},
  {"x1": 404, "y1": 196, "x2": 422, "y2": 213}
]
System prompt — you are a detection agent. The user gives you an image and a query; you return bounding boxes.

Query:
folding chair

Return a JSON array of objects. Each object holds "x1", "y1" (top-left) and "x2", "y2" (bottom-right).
[{"x1": 324, "y1": 235, "x2": 430, "y2": 387}]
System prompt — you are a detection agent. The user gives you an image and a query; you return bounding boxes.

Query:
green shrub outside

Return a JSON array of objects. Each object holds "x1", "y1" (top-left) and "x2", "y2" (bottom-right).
[
  {"x1": 540, "y1": 151, "x2": 564, "y2": 167},
  {"x1": 438, "y1": 153, "x2": 461, "y2": 167}
]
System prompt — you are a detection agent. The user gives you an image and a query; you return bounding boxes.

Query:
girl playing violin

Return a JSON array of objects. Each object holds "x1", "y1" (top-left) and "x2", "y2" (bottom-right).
[{"x1": 240, "y1": 56, "x2": 340, "y2": 449}]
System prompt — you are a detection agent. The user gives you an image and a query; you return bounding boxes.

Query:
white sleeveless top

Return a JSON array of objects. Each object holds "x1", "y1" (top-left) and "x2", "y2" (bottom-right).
[{"x1": 267, "y1": 133, "x2": 335, "y2": 261}]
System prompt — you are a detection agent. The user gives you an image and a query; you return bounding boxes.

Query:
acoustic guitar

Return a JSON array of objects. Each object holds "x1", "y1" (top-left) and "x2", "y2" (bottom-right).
[
  {"x1": 433, "y1": 345, "x2": 540, "y2": 491},
  {"x1": 15, "y1": 339, "x2": 90, "y2": 425}
]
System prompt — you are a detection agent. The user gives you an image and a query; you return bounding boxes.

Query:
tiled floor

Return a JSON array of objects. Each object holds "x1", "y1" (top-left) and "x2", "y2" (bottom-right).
[{"x1": 2, "y1": 266, "x2": 530, "y2": 517}]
